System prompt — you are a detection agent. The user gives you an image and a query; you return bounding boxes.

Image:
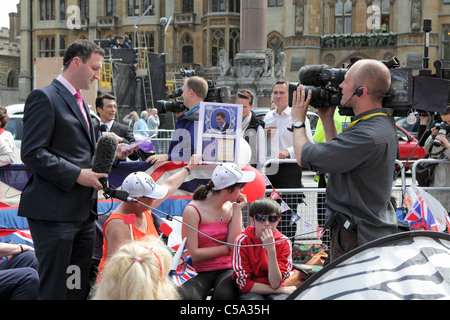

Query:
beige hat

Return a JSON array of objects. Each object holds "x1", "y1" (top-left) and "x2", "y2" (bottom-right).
[
  {"x1": 211, "y1": 163, "x2": 255, "y2": 191},
  {"x1": 122, "y1": 172, "x2": 168, "y2": 199}
]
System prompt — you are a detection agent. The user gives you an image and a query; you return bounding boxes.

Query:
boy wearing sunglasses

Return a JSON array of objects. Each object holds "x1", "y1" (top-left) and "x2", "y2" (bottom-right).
[{"x1": 232, "y1": 197, "x2": 296, "y2": 300}]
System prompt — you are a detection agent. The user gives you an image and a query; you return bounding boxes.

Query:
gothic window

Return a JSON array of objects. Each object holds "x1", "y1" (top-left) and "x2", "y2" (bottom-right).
[
  {"x1": 59, "y1": 36, "x2": 66, "y2": 56},
  {"x1": 59, "y1": 0, "x2": 65, "y2": 20},
  {"x1": 443, "y1": 26, "x2": 450, "y2": 61},
  {"x1": 371, "y1": 0, "x2": 390, "y2": 33},
  {"x1": 147, "y1": 33, "x2": 155, "y2": 52},
  {"x1": 267, "y1": 34, "x2": 283, "y2": 62},
  {"x1": 7, "y1": 70, "x2": 17, "y2": 88},
  {"x1": 40, "y1": 0, "x2": 55, "y2": 20},
  {"x1": 212, "y1": 0, "x2": 226, "y2": 12},
  {"x1": 106, "y1": 0, "x2": 116, "y2": 16},
  {"x1": 229, "y1": 0, "x2": 240, "y2": 13},
  {"x1": 128, "y1": 0, "x2": 154, "y2": 16},
  {"x1": 79, "y1": 0, "x2": 89, "y2": 18},
  {"x1": 268, "y1": 0, "x2": 283, "y2": 7},
  {"x1": 335, "y1": 0, "x2": 352, "y2": 34},
  {"x1": 211, "y1": 29, "x2": 225, "y2": 66},
  {"x1": 39, "y1": 37, "x2": 55, "y2": 57},
  {"x1": 229, "y1": 30, "x2": 240, "y2": 62},
  {"x1": 182, "y1": 34, "x2": 194, "y2": 63},
  {"x1": 128, "y1": 0, "x2": 139, "y2": 16},
  {"x1": 143, "y1": 0, "x2": 154, "y2": 15},
  {"x1": 182, "y1": 0, "x2": 194, "y2": 13}
]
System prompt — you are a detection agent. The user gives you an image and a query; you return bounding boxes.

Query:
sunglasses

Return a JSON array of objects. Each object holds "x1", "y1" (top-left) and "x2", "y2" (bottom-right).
[{"x1": 254, "y1": 214, "x2": 279, "y2": 223}]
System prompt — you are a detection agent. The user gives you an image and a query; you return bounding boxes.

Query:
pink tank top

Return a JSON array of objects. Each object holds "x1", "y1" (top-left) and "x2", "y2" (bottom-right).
[{"x1": 187, "y1": 204, "x2": 232, "y2": 272}]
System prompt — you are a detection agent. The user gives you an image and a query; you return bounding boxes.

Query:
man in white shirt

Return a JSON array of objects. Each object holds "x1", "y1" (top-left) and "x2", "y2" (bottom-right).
[{"x1": 264, "y1": 80, "x2": 313, "y2": 239}]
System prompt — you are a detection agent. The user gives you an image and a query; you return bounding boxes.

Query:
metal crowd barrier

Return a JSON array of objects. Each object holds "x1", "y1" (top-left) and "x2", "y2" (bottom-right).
[
  {"x1": 411, "y1": 158, "x2": 450, "y2": 212},
  {"x1": 252, "y1": 159, "x2": 412, "y2": 249},
  {"x1": 150, "y1": 129, "x2": 173, "y2": 154}
]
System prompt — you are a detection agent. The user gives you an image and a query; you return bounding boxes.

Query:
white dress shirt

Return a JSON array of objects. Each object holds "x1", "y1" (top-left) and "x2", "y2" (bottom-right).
[{"x1": 264, "y1": 106, "x2": 313, "y2": 159}]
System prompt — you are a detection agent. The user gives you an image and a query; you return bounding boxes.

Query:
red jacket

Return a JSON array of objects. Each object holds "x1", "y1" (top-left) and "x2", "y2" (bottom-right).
[{"x1": 232, "y1": 226, "x2": 293, "y2": 293}]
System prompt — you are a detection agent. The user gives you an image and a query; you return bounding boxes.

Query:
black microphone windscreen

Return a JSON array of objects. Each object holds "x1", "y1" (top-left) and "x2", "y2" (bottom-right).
[
  {"x1": 299, "y1": 64, "x2": 329, "y2": 87},
  {"x1": 99, "y1": 124, "x2": 108, "y2": 132},
  {"x1": 92, "y1": 134, "x2": 118, "y2": 175}
]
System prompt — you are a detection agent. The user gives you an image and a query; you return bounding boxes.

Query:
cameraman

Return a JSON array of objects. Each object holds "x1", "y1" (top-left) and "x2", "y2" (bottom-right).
[
  {"x1": 147, "y1": 76, "x2": 208, "y2": 164},
  {"x1": 423, "y1": 107, "x2": 450, "y2": 191},
  {"x1": 291, "y1": 59, "x2": 398, "y2": 261}
]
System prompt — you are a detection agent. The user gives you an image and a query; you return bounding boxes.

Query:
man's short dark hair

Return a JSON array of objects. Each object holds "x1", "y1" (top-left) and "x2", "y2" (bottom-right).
[
  {"x1": 63, "y1": 39, "x2": 105, "y2": 70},
  {"x1": 95, "y1": 93, "x2": 116, "y2": 110}
]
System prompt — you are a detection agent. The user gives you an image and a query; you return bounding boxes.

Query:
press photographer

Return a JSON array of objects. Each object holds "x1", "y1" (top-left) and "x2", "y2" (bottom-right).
[
  {"x1": 149, "y1": 69, "x2": 231, "y2": 165},
  {"x1": 147, "y1": 75, "x2": 209, "y2": 165},
  {"x1": 423, "y1": 107, "x2": 450, "y2": 192},
  {"x1": 291, "y1": 59, "x2": 399, "y2": 261}
]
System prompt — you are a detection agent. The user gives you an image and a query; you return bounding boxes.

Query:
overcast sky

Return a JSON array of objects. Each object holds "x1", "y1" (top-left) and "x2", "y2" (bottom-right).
[{"x1": 0, "y1": 0, "x2": 20, "y2": 29}]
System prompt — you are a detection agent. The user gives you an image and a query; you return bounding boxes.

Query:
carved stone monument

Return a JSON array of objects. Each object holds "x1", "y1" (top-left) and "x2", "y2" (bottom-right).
[{"x1": 217, "y1": 1, "x2": 286, "y2": 107}]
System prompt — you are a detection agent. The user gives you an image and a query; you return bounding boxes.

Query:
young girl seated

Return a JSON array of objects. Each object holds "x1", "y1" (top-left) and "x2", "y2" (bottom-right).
[{"x1": 179, "y1": 163, "x2": 255, "y2": 300}]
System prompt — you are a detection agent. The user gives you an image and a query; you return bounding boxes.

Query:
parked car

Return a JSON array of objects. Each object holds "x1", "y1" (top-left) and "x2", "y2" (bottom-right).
[
  {"x1": 396, "y1": 124, "x2": 428, "y2": 170},
  {"x1": 396, "y1": 116, "x2": 419, "y2": 139},
  {"x1": 5, "y1": 104, "x2": 100, "y2": 150}
]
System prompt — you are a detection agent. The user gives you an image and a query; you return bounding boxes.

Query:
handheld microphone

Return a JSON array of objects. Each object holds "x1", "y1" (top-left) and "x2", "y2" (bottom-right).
[
  {"x1": 99, "y1": 124, "x2": 108, "y2": 132},
  {"x1": 92, "y1": 135, "x2": 136, "y2": 203},
  {"x1": 103, "y1": 187, "x2": 136, "y2": 202},
  {"x1": 92, "y1": 134, "x2": 118, "y2": 189}
]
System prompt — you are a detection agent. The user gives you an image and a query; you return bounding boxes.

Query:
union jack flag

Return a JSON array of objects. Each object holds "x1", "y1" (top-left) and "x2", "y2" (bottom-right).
[
  {"x1": 404, "y1": 198, "x2": 439, "y2": 231},
  {"x1": 0, "y1": 229, "x2": 33, "y2": 247},
  {"x1": 169, "y1": 245, "x2": 197, "y2": 286}
]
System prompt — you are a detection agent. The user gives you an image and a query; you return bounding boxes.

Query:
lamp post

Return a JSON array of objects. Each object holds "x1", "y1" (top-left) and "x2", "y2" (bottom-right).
[
  {"x1": 133, "y1": 5, "x2": 153, "y2": 48},
  {"x1": 160, "y1": 16, "x2": 172, "y2": 54}
]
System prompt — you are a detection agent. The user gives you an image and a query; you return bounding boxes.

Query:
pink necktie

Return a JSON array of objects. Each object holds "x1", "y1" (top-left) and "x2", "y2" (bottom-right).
[{"x1": 74, "y1": 91, "x2": 90, "y2": 131}]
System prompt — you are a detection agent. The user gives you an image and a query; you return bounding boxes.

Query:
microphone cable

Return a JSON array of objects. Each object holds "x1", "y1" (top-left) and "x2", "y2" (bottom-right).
[{"x1": 131, "y1": 197, "x2": 326, "y2": 249}]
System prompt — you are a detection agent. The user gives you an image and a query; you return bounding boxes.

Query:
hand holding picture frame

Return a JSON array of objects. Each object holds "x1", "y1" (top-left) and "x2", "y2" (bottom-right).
[{"x1": 196, "y1": 102, "x2": 243, "y2": 164}]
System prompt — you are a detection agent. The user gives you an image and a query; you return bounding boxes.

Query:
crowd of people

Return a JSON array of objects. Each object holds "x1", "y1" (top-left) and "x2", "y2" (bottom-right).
[{"x1": 0, "y1": 39, "x2": 449, "y2": 301}]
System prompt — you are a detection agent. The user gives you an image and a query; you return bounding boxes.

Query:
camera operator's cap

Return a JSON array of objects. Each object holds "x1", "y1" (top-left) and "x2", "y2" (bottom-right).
[
  {"x1": 211, "y1": 163, "x2": 255, "y2": 191},
  {"x1": 122, "y1": 172, "x2": 168, "y2": 199}
]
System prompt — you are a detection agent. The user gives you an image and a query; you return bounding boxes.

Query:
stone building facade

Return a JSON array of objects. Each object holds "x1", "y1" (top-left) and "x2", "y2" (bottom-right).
[
  {"x1": 18, "y1": 0, "x2": 450, "y2": 107},
  {"x1": 0, "y1": 12, "x2": 20, "y2": 106}
]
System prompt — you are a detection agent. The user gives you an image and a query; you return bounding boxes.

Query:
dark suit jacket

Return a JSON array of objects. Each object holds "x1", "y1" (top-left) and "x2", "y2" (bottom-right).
[
  {"x1": 18, "y1": 79, "x2": 96, "y2": 222},
  {"x1": 215, "y1": 122, "x2": 230, "y2": 132},
  {"x1": 94, "y1": 121, "x2": 142, "y2": 161}
]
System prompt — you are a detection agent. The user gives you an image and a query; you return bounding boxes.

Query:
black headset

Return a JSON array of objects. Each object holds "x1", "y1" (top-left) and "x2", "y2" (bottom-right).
[
  {"x1": 354, "y1": 86, "x2": 390, "y2": 98},
  {"x1": 354, "y1": 87, "x2": 364, "y2": 97}
]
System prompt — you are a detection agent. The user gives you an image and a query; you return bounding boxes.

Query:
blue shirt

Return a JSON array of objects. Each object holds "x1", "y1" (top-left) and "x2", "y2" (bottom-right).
[{"x1": 167, "y1": 104, "x2": 199, "y2": 162}]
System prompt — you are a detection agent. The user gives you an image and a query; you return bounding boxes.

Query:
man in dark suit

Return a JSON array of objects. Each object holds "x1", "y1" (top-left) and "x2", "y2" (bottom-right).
[
  {"x1": 18, "y1": 40, "x2": 135, "y2": 300},
  {"x1": 94, "y1": 93, "x2": 143, "y2": 161}
]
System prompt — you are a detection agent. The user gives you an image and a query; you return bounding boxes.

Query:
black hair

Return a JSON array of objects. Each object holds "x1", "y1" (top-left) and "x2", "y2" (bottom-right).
[
  {"x1": 62, "y1": 39, "x2": 105, "y2": 70},
  {"x1": 192, "y1": 181, "x2": 246, "y2": 201},
  {"x1": 249, "y1": 197, "x2": 281, "y2": 218},
  {"x1": 95, "y1": 93, "x2": 116, "y2": 110}
]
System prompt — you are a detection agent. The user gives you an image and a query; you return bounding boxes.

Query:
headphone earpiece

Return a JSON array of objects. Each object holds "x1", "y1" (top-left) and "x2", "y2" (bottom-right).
[{"x1": 354, "y1": 87, "x2": 363, "y2": 97}]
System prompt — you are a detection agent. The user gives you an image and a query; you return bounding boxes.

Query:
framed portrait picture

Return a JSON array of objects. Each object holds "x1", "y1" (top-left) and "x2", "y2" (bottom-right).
[{"x1": 196, "y1": 102, "x2": 243, "y2": 164}]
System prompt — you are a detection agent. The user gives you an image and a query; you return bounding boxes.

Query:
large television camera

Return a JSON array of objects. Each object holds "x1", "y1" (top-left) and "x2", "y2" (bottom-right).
[
  {"x1": 156, "y1": 69, "x2": 231, "y2": 114},
  {"x1": 290, "y1": 20, "x2": 449, "y2": 117}
]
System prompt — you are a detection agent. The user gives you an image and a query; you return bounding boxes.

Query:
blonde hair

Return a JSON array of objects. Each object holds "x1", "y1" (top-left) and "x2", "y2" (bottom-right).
[{"x1": 93, "y1": 237, "x2": 180, "y2": 300}]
